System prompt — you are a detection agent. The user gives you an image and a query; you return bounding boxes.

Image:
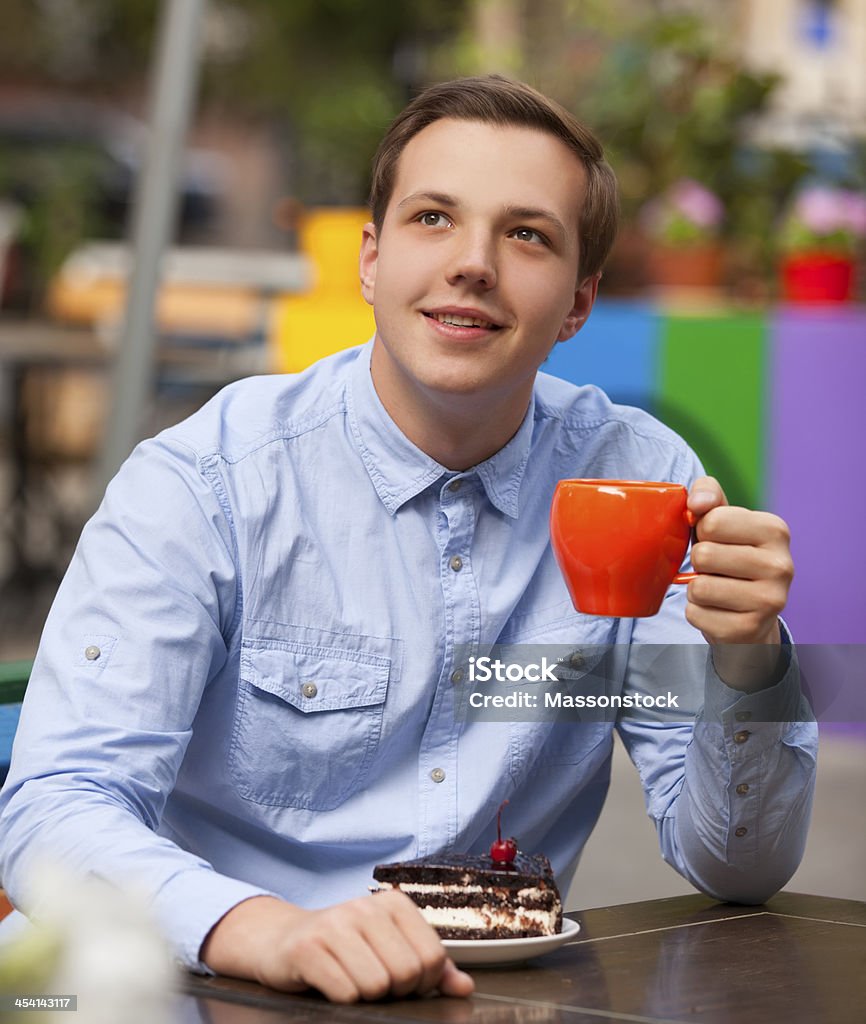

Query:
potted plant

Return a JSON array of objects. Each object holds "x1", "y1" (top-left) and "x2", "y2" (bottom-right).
[
  {"x1": 778, "y1": 186, "x2": 866, "y2": 303},
  {"x1": 639, "y1": 178, "x2": 726, "y2": 290}
]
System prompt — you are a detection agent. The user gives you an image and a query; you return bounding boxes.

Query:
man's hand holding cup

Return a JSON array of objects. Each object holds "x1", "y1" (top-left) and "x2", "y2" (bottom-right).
[{"x1": 685, "y1": 475, "x2": 794, "y2": 689}]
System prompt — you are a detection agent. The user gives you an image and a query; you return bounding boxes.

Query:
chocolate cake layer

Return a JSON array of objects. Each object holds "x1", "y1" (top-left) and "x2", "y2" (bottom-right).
[
  {"x1": 406, "y1": 889, "x2": 558, "y2": 910},
  {"x1": 373, "y1": 851, "x2": 557, "y2": 890},
  {"x1": 434, "y1": 923, "x2": 549, "y2": 940}
]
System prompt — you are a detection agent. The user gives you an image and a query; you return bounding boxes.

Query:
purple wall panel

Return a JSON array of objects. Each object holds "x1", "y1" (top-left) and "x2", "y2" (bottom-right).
[{"x1": 769, "y1": 307, "x2": 866, "y2": 643}]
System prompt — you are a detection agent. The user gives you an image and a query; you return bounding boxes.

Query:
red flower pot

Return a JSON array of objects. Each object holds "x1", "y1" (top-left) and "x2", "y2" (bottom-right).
[{"x1": 781, "y1": 252, "x2": 856, "y2": 303}]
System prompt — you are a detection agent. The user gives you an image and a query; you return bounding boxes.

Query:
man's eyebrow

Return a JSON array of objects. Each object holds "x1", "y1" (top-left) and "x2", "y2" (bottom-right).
[
  {"x1": 504, "y1": 205, "x2": 569, "y2": 239},
  {"x1": 396, "y1": 191, "x2": 459, "y2": 210}
]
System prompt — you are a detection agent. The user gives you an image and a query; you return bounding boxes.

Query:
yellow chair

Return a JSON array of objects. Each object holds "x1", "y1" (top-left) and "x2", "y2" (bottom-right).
[{"x1": 270, "y1": 207, "x2": 375, "y2": 373}]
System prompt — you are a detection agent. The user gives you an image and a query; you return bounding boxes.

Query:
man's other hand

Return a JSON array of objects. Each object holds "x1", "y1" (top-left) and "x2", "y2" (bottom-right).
[{"x1": 201, "y1": 892, "x2": 475, "y2": 1004}]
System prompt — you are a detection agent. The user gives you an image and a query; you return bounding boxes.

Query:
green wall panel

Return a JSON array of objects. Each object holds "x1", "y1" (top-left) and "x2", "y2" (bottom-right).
[{"x1": 658, "y1": 312, "x2": 765, "y2": 510}]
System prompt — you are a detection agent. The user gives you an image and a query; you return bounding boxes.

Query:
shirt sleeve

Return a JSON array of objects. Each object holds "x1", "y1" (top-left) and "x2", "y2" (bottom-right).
[
  {"x1": 615, "y1": 440, "x2": 818, "y2": 905},
  {"x1": 0, "y1": 435, "x2": 275, "y2": 970},
  {"x1": 618, "y1": 616, "x2": 817, "y2": 904}
]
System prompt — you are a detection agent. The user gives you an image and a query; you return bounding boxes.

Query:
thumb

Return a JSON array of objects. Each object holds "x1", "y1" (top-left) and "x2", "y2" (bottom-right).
[{"x1": 687, "y1": 475, "x2": 727, "y2": 521}]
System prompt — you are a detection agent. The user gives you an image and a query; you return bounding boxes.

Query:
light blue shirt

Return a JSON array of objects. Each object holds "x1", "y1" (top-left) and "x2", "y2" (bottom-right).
[{"x1": 0, "y1": 341, "x2": 817, "y2": 970}]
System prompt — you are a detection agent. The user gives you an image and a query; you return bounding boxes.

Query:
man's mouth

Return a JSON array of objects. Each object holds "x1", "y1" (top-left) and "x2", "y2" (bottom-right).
[{"x1": 424, "y1": 312, "x2": 502, "y2": 330}]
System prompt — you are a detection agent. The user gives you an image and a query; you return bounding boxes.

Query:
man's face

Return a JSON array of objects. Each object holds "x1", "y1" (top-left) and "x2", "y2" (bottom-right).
[{"x1": 360, "y1": 117, "x2": 598, "y2": 418}]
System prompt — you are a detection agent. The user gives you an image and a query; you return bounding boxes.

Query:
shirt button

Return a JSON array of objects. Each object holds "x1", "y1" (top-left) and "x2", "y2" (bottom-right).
[
  {"x1": 448, "y1": 479, "x2": 462, "y2": 493},
  {"x1": 734, "y1": 730, "x2": 751, "y2": 744},
  {"x1": 735, "y1": 711, "x2": 753, "y2": 722},
  {"x1": 569, "y1": 651, "x2": 585, "y2": 669},
  {"x1": 736, "y1": 783, "x2": 750, "y2": 795},
  {"x1": 735, "y1": 826, "x2": 748, "y2": 837},
  {"x1": 301, "y1": 682, "x2": 318, "y2": 699},
  {"x1": 449, "y1": 555, "x2": 463, "y2": 572},
  {"x1": 451, "y1": 669, "x2": 464, "y2": 684},
  {"x1": 430, "y1": 768, "x2": 446, "y2": 783},
  {"x1": 84, "y1": 645, "x2": 101, "y2": 661}
]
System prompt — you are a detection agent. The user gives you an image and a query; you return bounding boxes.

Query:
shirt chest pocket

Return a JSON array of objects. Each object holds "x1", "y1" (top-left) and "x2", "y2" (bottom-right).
[
  {"x1": 495, "y1": 607, "x2": 620, "y2": 769},
  {"x1": 230, "y1": 637, "x2": 391, "y2": 810}
]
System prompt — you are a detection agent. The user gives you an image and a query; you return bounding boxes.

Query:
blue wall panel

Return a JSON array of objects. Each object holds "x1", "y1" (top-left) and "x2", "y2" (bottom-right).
[{"x1": 540, "y1": 299, "x2": 660, "y2": 413}]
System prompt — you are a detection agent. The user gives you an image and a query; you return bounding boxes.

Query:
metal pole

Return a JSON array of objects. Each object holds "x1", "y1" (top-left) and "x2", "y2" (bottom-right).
[{"x1": 96, "y1": 0, "x2": 207, "y2": 498}]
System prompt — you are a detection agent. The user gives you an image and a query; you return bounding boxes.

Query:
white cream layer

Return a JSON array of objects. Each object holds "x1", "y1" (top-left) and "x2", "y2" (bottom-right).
[
  {"x1": 379, "y1": 882, "x2": 559, "y2": 934},
  {"x1": 419, "y1": 905, "x2": 558, "y2": 933}
]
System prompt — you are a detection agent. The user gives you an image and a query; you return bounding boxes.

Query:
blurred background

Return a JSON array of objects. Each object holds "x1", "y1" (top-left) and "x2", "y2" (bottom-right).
[{"x1": 0, "y1": 0, "x2": 863, "y2": 904}]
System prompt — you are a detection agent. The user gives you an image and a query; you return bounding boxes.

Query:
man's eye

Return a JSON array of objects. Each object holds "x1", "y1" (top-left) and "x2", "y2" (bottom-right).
[
  {"x1": 419, "y1": 212, "x2": 450, "y2": 227},
  {"x1": 512, "y1": 228, "x2": 545, "y2": 244}
]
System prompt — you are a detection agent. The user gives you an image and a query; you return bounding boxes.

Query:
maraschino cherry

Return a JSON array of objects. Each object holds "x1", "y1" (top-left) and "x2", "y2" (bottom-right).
[{"x1": 490, "y1": 800, "x2": 518, "y2": 863}]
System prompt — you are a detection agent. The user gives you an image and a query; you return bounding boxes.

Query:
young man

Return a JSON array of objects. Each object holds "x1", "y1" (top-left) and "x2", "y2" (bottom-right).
[{"x1": 0, "y1": 77, "x2": 815, "y2": 1003}]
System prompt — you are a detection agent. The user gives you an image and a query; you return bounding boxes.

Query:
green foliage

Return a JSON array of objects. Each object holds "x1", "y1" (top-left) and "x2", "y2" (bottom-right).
[
  {"x1": 0, "y1": 0, "x2": 157, "y2": 81},
  {"x1": 0, "y1": 142, "x2": 109, "y2": 306},
  {"x1": 656, "y1": 210, "x2": 712, "y2": 246},
  {"x1": 0, "y1": 0, "x2": 469, "y2": 207},
  {"x1": 548, "y1": 7, "x2": 810, "y2": 278},
  {"x1": 200, "y1": 0, "x2": 467, "y2": 203}
]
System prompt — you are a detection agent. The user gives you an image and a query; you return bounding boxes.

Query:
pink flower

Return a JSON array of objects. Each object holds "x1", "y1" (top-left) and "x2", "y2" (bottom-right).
[
  {"x1": 797, "y1": 187, "x2": 846, "y2": 234},
  {"x1": 670, "y1": 179, "x2": 724, "y2": 229},
  {"x1": 639, "y1": 178, "x2": 725, "y2": 244},
  {"x1": 795, "y1": 187, "x2": 866, "y2": 237},
  {"x1": 839, "y1": 191, "x2": 866, "y2": 235}
]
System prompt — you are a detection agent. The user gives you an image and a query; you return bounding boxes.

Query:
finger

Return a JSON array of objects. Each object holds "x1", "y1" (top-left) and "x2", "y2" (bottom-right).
[
  {"x1": 688, "y1": 574, "x2": 787, "y2": 615},
  {"x1": 687, "y1": 476, "x2": 728, "y2": 519},
  {"x1": 326, "y1": 927, "x2": 397, "y2": 1002},
  {"x1": 685, "y1": 600, "x2": 778, "y2": 645},
  {"x1": 357, "y1": 913, "x2": 430, "y2": 999},
  {"x1": 351, "y1": 890, "x2": 446, "y2": 996},
  {"x1": 694, "y1": 507, "x2": 790, "y2": 548},
  {"x1": 295, "y1": 942, "x2": 362, "y2": 1004},
  {"x1": 384, "y1": 893, "x2": 451, "y2": 995},
  {"x1": 438, "y1": 958, "x2": 476, "y2": 998},
  {"x1": 691, "y1": 542, "x2": 794, "y2": 584}
]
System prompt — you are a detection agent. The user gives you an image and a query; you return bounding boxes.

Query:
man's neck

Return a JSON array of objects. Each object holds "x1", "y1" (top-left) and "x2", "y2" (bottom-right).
[
  {"x1": 410, "y1": 414, "x2": 521, "y2": 471},
  {"x1": 369, "y1": 361, "x2": 532, "y2": 472}
]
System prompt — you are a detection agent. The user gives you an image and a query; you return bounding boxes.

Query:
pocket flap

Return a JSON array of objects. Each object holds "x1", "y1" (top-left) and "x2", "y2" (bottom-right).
[{"x1": 241, "y1": 643, "x2": 389, "y2": 713}]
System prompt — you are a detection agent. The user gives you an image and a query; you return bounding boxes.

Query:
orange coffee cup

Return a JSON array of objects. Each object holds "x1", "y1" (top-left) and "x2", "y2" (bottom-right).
[{"x1": 550, "y1": 479, "x2": 698, "y2": 618}]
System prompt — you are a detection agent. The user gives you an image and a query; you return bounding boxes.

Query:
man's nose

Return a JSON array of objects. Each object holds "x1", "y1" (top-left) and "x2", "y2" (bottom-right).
[{"x1": 445, "y1": 231, "x2": 497, "y2": 288}]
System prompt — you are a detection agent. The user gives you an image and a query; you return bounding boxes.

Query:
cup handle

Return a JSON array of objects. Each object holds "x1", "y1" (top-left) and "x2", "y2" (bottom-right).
[
  {"x1": 674, "y1": 505, "x2": 699, "y2": 583},
  {"x1": 672, "y1": 572, "x2": 698, "y2": 584}
]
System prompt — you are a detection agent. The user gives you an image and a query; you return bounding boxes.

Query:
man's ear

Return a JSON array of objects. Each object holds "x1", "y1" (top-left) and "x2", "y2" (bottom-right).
[
  {"x1": 359, "y1": 222, "x2": 378, "y2": 306},
  {"x1": 556, "y1": 273, "x2": 600, "y2": 342}
]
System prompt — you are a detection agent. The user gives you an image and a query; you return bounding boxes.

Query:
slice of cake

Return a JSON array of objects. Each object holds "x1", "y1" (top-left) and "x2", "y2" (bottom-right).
[{"x1": 372, "y1": 851, "x2": 562, "y2": 940}]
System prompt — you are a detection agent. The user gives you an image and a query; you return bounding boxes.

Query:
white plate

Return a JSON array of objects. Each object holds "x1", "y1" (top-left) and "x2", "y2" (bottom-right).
[{"x1": 442, "y1": 916, "x2": 580, "y2": 966}]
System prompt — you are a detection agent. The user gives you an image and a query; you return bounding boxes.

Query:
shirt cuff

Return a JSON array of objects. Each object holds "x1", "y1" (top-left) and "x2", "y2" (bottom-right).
[
  {"x1": 701, "y1": 619, "x2": 812, "y2": 750},
  {"x1": 154, "y1": 869, "x2": 279, "y2": 973}
]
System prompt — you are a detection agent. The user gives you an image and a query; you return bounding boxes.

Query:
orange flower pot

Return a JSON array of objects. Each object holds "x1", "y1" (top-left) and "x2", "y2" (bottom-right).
[{"x1": 649, "y1": 243, "x2": 725, "y2": 289}]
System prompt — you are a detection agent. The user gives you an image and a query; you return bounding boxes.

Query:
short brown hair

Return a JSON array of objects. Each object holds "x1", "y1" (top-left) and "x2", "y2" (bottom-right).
[{"x1": 369, "y1": 75, "x2": 619, "y2": 280}]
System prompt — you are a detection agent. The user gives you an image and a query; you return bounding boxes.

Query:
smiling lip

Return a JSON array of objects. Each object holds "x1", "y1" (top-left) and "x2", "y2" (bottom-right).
[{"x1": 422, "y1": 308, "x2": 504, "y2": 330}]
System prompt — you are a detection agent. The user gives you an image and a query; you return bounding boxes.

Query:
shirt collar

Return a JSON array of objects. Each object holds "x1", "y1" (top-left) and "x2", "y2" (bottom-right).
[{"x1": 346, "y1": 341, "x2": 534, "y2": 519}]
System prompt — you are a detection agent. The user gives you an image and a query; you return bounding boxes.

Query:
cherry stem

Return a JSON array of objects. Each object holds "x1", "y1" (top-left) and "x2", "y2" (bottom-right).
[{"x1": 496, "y1": 799, "x2": 509, "y2": 843}]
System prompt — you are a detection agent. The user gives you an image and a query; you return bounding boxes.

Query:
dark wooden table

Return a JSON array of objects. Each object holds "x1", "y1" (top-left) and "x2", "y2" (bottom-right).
[{"x1": 179, "y1": 891, "x2": 866, "y2": 1024}]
